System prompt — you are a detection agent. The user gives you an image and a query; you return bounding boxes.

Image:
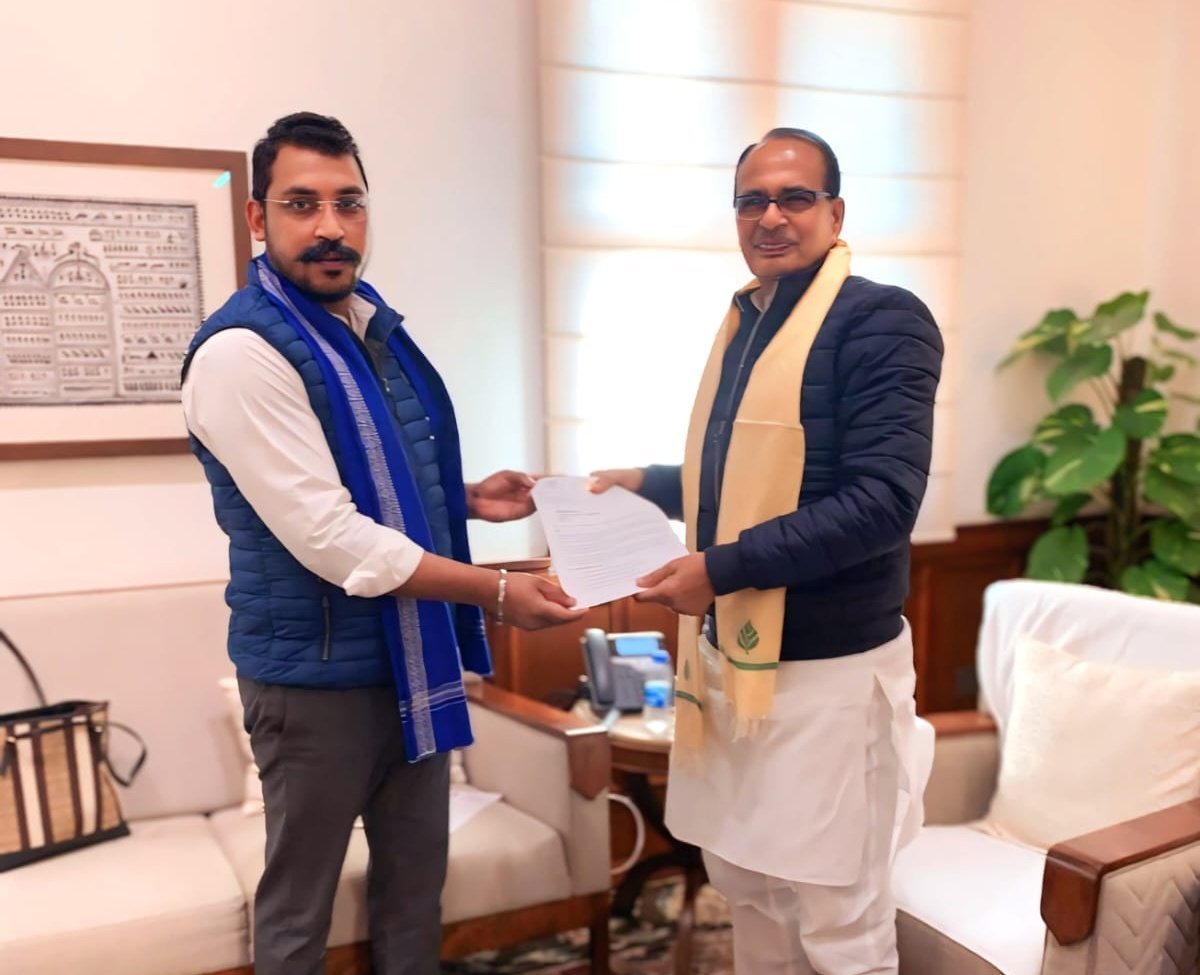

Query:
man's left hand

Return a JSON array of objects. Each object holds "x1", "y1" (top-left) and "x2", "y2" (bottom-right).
[
  {"x1": 634, "y1": 553, "x2": 715, "y2": 617},
  {"x1": 467, "y1": 470, "x2": 536, "y2": 522}
]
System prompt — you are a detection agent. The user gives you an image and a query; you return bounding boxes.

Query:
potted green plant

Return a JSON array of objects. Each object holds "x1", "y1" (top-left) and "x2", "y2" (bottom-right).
[{"x1": 986, "y1": 290, "x2": 1200, "y2": 601}]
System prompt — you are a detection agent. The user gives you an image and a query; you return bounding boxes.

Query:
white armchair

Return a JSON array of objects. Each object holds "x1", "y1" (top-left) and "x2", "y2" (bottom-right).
[{"x1": 892, "y1": 579, "x2": 1200, "y2": 975}]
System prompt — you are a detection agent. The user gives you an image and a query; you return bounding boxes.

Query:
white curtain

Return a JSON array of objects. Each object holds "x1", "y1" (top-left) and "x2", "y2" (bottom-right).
[{"x1": 538, "y1": 0, "x2": 967, "y2": 542}]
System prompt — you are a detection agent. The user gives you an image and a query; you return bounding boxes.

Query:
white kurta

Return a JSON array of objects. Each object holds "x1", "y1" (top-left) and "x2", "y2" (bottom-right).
[{"x1": 664, "y1": 621, "x2": 933, "y2": 887}]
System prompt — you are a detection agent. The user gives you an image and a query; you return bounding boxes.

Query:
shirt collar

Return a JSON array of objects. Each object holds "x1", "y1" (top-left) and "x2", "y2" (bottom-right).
[
  {"x1": 736, "y1": 257, "x2": 826, "y2": 316},
  {"x1": 332, "y1": 292, "x2": 377, "y2": 341}
]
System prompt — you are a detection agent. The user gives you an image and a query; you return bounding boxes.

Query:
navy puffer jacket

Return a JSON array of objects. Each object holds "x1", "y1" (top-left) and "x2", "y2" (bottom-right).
[{"x1": 640, "y1": 266, "x2": 942, "y2": 660}]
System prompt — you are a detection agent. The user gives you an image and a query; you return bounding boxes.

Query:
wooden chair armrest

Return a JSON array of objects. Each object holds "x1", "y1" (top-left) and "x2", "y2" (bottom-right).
[
  {"x1": 925, "y1": 710, "x2": 998, "y2": 737},
  {"x1": 1041, "y1": 798, "x2": 1200, "y2": 945},
  {"x1": 467, "y1": 680, "x2": 610, "y2": 800}
]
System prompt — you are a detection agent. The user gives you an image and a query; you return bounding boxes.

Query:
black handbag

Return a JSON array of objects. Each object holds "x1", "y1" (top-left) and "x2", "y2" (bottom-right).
[{"x1": 0, "y1": 630, "x2": 147, "y2": 871}]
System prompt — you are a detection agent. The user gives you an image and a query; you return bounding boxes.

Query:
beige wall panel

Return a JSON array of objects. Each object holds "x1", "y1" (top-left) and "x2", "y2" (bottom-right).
[
  {"x1": 0, "y1": 480, "x2": 227, "y2": 598},
  {"x1": 539, "y1": 0, "x2": 775, "y2": 80},
  {"x1": 543, "y1": 248, "x2": 750, "y2": 338},
  {"x1": 851, "y1": 254, "x2": 957, "y2": 327},
  {"x1": 542, "y1": 160, "x2": 734, "y2": 249},
  {"x1": 544, "y1": 67, "x2": 962, "y2": 175},
  {"x1": 802, "y1": 0, "x2": 969, "y2": 13},
  {"x1": 541, "y1": 0, "x2": 967, "y2": 95},
  {"x1": 773, "y1": 87, "x2": 964, "y2": 176},
  {"x1": 774, "y1": 3, "x2": 968, "y2": 95},
  {"x1": 912, "y1": 471, "x2": 955, "y2": 543},
  {"x1": 931, "y1": 401, "x2": 955, "y2": 476},
  {"x1": 840, "y1": 175, "x2": 961, "y2": 254},
  {"x1": 541, "y1": 67, "x2": 772, "y2": 166}
]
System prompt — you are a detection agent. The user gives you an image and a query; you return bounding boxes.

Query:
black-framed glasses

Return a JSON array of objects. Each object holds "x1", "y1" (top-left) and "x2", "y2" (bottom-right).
[
  {"x1": 261, "y1": 196, "x2": 368, "y2": 220},
  {"x1": 733, "y1": 188, "x2": 835, "y2": 220}
]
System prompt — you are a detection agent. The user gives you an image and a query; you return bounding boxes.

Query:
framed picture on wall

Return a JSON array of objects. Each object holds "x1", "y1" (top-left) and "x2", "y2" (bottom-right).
[{"x1": 0, "y1": 138, "x2": 250, "y2": 460}]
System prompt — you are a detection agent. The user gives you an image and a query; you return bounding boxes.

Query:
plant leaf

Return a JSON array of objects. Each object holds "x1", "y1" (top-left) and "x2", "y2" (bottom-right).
[
  {"x1": 1145, "y1": 466, "x2": 1200, "y2": 525},
  {"x1": 1046, "y1": 345, "x2": 1112, "y2": 402},
  {"x1": 1148, "y1": 361, "x2": 1176, "y2": 384},
  {"x1": 1081, "y1": 291, "x2": 1147, "y2": 344},
  {"x1": 1113, "y1": 389, "x2": 1168, "y2": 440},
  {"x1": 986, "y1": 446, "x2": 1046, "y2": 517},
  {"x1": 1026, "y1": 525, "x2": 1089, "y2": 583},
  {"x1": 1119, "y1": 558, "x2": 1192, "y2": 602},
  {"x1": 1161, "y1": 346, "x2": 1199, "y2": 367},
  {"x1": 1041, "y1": 426, "x2": 1126, "y2": 496},
  {"x1": 998, "y1": 309, "x2": 1079, "y2": 369},
  {"x1": 1150, "y1": 519, "x2": 1200, "y2": 576},
  {"x1": 1050, "y1": 493, "x2": 1092, "y2": 526},
  {"x1": 1150, "y1": 434, "x2": 1200, "y2": 486},
  {"x1": 1032, "y1": 404, "x2": 1098, "y2": 449},
  {"x1": 1155, "y1": 311, "x2": 1199, "y2": 341},
  {"x1": 1172, "y1": 392, "x2": 1200, "y2": 406}
]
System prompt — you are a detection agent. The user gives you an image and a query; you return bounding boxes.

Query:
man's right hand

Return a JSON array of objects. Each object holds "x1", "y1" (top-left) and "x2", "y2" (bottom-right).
[
  {"x1": 588, "y1": 468, "x2": 644, "y2": 494},
  {"x1": 501, "y1": 572, "x2": 587, "y2": 630}
]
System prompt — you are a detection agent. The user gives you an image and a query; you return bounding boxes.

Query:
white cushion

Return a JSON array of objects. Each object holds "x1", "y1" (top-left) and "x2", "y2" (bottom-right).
[
  {"x1": 977, "y1": 580, "x2": 1200, "y2": 735},
  {"x1": 984, "y1": 636, "x2": 1200, "y2": 850},
  {"x1": 893, "y1": 825, "x2": 1046, "y2": 975},
  {"x1": 0, "y1": 815, "x2": 247, "y2": 975},
  {"x1": 443, "y1": 797, "x2": 571, "y2": 924},
  {"x1": 209, "y1": 797, "x2": 570, "y2": 942}
]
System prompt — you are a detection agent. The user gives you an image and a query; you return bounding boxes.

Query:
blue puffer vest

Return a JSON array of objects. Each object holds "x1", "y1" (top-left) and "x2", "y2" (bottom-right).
[{"x1": 182, "y1": 281, "x2": 453, "y2": 688}]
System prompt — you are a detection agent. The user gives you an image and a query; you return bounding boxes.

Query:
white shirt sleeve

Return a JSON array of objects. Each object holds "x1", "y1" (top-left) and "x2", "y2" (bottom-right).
[{"x1": 181, "y1": 327, "x2": 425, "y2": 598}]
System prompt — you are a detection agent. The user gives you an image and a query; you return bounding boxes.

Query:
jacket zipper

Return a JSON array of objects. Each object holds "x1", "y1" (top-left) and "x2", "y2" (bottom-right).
[
  {"x1": 320, "y1": 594, "x2": 332, "y2": 661},
  {"x1": 712, "y1": 305, "x2": 767, "y2": 510}
]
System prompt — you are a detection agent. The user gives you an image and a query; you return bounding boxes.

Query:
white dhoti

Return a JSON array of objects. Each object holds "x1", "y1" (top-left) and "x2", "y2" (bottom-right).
[{"x1": 664, "y1": 621, "x2": 934, "y2": 975}]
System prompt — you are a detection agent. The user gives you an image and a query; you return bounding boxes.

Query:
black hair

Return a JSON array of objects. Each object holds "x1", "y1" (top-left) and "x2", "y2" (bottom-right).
[
  {"x1": 733, "y1": 127, "x2": 841, "y2": 199},
  {"x1": 251, "y1": 111, "x2": 367, "y2": 201}
]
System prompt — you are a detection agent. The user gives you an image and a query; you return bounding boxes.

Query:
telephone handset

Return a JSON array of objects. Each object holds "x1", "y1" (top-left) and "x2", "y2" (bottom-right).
[{"x1": 580, "y1": 627, "x2": 665, "y2": 716}]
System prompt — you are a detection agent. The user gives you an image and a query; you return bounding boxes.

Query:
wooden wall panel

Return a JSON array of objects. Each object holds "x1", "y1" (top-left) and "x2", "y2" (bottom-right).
[{"x1": 905, "y1": 520, "x2": 1043, "y2": 713}]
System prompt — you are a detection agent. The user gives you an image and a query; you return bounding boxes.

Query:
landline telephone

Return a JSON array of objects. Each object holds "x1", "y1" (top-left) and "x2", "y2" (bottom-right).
[{"x1": 580, "y1": 628, "x2": 667, "y2": 716}]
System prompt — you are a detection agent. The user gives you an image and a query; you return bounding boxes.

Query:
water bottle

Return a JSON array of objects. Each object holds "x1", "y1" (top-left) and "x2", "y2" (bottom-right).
[{"x1": 642, "y1": 649, "x2": 674, "y2": 737}]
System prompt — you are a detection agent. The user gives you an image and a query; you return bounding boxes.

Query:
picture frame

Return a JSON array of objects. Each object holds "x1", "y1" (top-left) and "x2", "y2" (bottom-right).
[{"x1": 0, "y1": 137, "x2": 250, "y2": 460}]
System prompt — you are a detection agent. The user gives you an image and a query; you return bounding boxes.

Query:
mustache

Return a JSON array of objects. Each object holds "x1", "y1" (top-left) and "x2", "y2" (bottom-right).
[
  {"x1": 753, "y1": 231, "x2": 795, "y2": 244},
  {"x1": 299, "y1": 240, "x2": 362, "y2": 264}
]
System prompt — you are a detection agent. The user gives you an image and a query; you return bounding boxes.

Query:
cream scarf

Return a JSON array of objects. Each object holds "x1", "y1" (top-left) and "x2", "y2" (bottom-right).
[{"x1": 674, "y1": 241, "x2": 851, "y2": 755}]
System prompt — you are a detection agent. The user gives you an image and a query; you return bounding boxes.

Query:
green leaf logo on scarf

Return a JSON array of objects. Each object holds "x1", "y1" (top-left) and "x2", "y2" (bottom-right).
[
  {"x1": 737, "y1": 621, "x2": 760, "y2": 654},
  {"x1": 683, "y1": 659, "x2": 691, "y2": 681}
]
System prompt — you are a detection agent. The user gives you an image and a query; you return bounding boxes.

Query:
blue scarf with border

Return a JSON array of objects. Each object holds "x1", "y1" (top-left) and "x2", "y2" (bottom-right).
[{"x1": 254, "y1": 255, "x2": 491, "y2": 761}]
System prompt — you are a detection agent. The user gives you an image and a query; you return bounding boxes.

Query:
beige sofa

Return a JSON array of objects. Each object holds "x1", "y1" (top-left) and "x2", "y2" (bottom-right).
[{"x1": 0, "y1": 582, "x2": 611, "y2": 975}]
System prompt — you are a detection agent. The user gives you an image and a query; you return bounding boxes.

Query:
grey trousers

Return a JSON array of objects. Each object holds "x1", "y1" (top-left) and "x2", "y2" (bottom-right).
[{"x1": 238, "y1": 677, "x2": 450, "y2": 975}]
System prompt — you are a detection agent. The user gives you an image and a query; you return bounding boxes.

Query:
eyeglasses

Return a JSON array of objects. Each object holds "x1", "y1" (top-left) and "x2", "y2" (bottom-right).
[
  {"x1": 261, "y1": 197, "x2": 368, "y2": 220},
  {"x1": 733, "y1": 189, "x2": 835, "y2": 220}
]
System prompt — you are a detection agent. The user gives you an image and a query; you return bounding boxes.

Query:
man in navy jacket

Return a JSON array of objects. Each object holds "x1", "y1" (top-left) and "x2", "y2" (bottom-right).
[{"x1": 592, "y1": 128, "x2": 941, "y2": 975}]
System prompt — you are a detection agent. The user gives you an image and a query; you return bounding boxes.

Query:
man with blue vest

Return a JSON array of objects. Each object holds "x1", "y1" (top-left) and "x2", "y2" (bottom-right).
[
  {"x1": 592, "y1": 129, "x2": 943, "y2": 974},
  {"x1": 181, "y1": 112, "x2": 581, "y2": 975}
]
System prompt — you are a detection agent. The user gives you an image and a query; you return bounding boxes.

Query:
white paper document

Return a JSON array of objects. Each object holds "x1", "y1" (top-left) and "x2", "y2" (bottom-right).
[
  {"x1": 532, "y1": 476, "x2": 688, "y2": 608},
  {"x1": 449, "y1": 784, "x2": 503, "y2": 834}
]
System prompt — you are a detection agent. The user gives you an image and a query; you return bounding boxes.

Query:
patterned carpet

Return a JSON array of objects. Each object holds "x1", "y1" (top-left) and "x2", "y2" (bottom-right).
[{"x1": 441, "y1": 880, "x2": 732, "y2": 975}]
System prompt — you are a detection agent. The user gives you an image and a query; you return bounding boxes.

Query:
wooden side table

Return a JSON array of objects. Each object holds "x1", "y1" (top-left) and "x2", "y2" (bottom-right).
[{"x1": 581, "y1": 708, "x2": 709, "y2": 975}]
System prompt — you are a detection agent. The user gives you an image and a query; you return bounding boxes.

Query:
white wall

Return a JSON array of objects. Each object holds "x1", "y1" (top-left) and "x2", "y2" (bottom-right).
[
  {"x1": 0, "y1": 0, "x2": 543, "y2": 597},
  {"x1": 955, "y1": 0, "x2": 1200, "y2": 525},
  {"x1": 1154, "y1": 0, "x2": 1200, "y2": 332}
]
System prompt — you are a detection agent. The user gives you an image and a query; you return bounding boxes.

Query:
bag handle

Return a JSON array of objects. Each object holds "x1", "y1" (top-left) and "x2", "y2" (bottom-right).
[
  {"x1": 101, "y1": 721, "x2": 148, "y2": 787},
  {"x1": 0, "y1": 632, "x2": 147, "y2": 787},
  {"x1": 0, "y1": 630, "x2": 48, "y2": 708}
]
